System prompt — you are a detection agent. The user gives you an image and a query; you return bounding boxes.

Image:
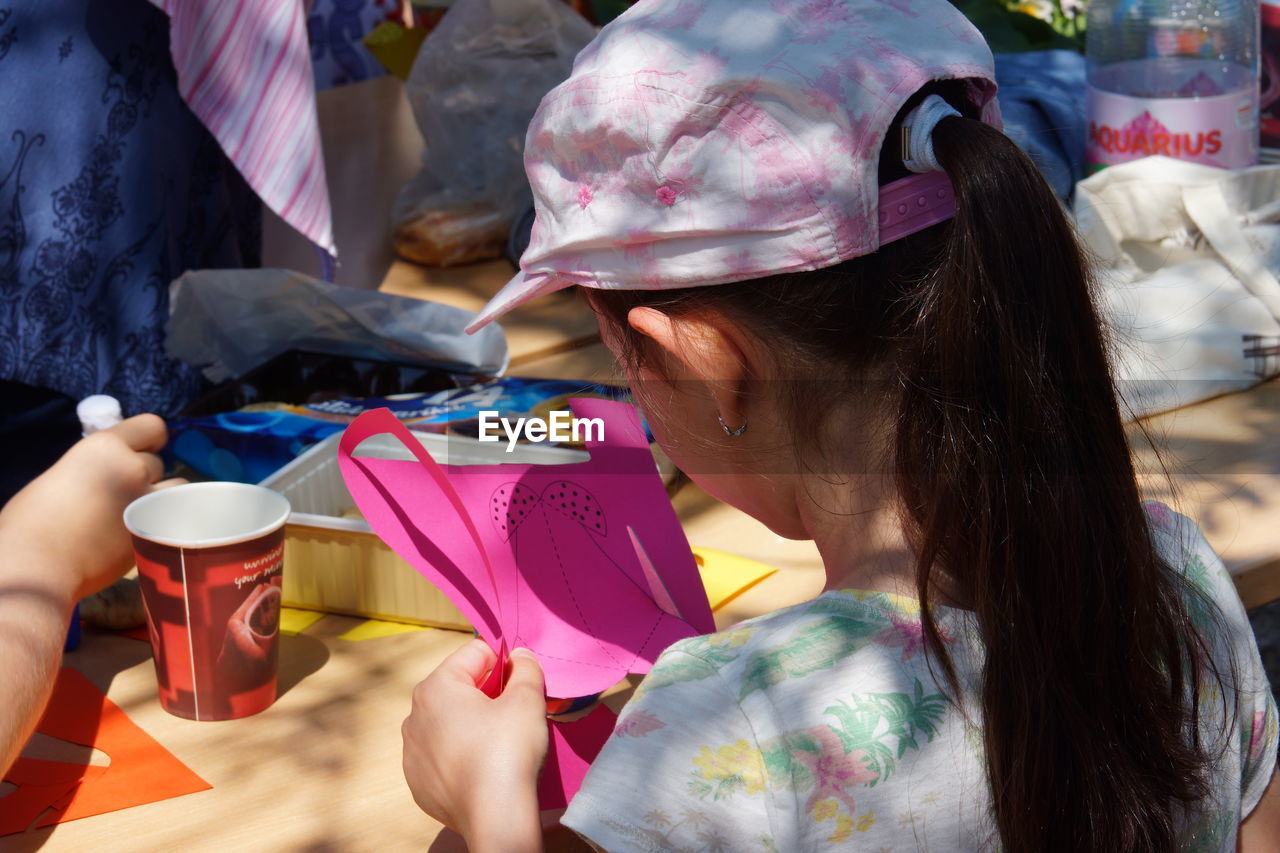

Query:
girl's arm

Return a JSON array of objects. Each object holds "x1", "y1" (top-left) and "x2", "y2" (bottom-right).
[{"x1": 403, "y1": 640, "x2": 549, "y2": 853}]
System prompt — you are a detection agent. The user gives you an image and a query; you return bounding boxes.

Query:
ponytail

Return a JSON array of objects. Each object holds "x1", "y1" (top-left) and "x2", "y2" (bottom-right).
[{"x1": 902, "y1": 114, "x2": 1219, "y2": 851}]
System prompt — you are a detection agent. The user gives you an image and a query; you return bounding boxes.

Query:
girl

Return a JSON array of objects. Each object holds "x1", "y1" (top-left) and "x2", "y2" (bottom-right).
[{"x1": 401, "y1": 0, "x2": 1280, "y2": 849}]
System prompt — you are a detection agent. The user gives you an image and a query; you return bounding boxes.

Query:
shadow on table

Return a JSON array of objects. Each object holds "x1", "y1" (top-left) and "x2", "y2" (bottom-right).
[
  {"x1": 70, "y1": 631, "x2": 154, "y2": 696},
  {"x1": 428, "y1": 822, "x2": 595, "y2": 852},
  {"x1": 0, "y1": 827, "x2": 52, "y2": 853},
  {"x1": 278, "y1": 633, "x2": 331, "y2": 699},
  {"x1": 66, "y1": 628, "x2": 330, "y2": 710}
]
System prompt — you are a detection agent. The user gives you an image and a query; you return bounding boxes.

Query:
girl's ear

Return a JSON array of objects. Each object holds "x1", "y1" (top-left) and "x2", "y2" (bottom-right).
[{"x1": 625, "y1": 306, "x2": 753, "y2": 430}]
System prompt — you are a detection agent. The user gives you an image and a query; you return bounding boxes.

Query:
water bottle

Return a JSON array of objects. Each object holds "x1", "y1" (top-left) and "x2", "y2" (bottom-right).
[
  {"x1": 1086, "y1": 0, "x2": 1259, "y2": 170},
  {"x1": 1261, "y1": 0, "x2": 1280, "y2": 154}
]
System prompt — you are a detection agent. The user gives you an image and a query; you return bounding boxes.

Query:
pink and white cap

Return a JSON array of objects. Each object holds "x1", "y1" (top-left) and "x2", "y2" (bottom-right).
[{"x1": 466, "y1": 0, "x2": 999, "y2": 333}]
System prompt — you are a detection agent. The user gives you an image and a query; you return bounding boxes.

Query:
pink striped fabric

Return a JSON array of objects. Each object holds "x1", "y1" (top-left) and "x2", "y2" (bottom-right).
[{"x1": 149, "y1": 0, "x2": 336, "y2": 258}]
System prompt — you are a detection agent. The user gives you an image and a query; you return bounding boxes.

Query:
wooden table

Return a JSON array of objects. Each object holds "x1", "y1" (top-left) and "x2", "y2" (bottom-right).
[
  {"x1": 1124, "y1": 382, "x2": 1280, "y2": 608},
  {"x1": 380, "y1": 259, "x2": 601, "y2": 371},
  {"x1": 7, "y1": 261, "x2": 1279, "y2": 850},
  {"x1": 2, "y1": 616, "x2": 462, "y2": 851}
]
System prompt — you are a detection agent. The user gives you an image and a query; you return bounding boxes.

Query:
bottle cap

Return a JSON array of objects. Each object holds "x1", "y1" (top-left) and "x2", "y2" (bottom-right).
[{"x1": 77, "y1": 394, "x2": 123, "y2": 435}]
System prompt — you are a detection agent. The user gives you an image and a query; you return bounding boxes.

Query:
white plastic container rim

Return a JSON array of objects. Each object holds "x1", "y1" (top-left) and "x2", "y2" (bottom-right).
[
  {"x1": 124, "y1": 482, "x2": 292, "y2": 549},
  {"x1": 260, "y1": 429, "x2": 591, "y2": 534}
]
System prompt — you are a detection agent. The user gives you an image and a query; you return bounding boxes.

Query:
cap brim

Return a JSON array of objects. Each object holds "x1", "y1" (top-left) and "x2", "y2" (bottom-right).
[{"x1": 464, "y1": 269, "x2": 573, "y2": 334}]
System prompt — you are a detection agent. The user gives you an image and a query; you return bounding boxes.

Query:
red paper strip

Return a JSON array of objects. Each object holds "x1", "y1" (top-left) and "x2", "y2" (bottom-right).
[{"x1": 480, "y1": 641, "x2": 509, "y2": 699}]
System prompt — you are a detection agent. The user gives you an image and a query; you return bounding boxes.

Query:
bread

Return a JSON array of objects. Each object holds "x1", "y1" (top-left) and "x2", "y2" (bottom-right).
[
  {"x1": 81, "y1": 576, "x2": 146, "y2": 631},
  {"x1": 393, "y1": 203, "x2": 510, "y2": 267}
]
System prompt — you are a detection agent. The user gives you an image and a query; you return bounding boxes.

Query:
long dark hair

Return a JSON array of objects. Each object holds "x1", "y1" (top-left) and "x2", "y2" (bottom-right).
[{"x1": 589, "y1": 84, "x2": 1227, "y2": 851}]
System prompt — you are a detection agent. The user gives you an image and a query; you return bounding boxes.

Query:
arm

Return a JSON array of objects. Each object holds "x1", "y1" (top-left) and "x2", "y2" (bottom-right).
[
  {"x1": 0, "y1": 415, "x2": 173, "y2": 775},
  {"x1": 1240, "y1": 768, "x2": 1280, "y2": 853},
  {"x1": 403, "y1": 640, "x2": 549, "y2": 853}
]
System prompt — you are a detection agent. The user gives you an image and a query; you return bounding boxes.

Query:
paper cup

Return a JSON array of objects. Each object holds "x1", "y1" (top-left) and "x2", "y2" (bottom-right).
[{"x1": 124, "y1": 483, "x2": 291, "y2": 721}]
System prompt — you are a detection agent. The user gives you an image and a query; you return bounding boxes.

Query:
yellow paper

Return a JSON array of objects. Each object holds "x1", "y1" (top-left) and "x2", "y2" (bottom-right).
[
  {"x1": 280, "y1": 608, "x2": 325, "y2": 636},
  {"x1": 691, "y1": 546, "x2": 779, "y2": 611},
  {"x1": 339, "y1": 619, "x2": 432, "y2": 642},
  {"x1": 362, "y1": 22, "x2": 431, "y2": 81}
]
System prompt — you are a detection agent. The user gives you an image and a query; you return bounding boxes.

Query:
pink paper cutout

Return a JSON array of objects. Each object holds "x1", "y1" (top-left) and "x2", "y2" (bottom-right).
[
  {"x1": 628, "y1": 525, "x2": 682, "y2": 621},
  {"x1": 339, "y1": 409, "x2": 505, "y2": 644},
  {"x1": 337, "y1": 399, "x2": 714, "y2": 701},
  {"x1": 537, "y1": 705, "x2": 618, "y2": 810}
]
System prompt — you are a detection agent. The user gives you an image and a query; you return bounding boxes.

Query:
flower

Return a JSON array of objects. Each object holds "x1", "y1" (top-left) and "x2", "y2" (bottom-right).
[
  {"x1": 52, "y1": 185, "x2": 79, "y2": 218},
  {"x1": 1142, "y1": 501, "x2": 1174, "y2": 532},
  {"x1": 108, "y1": 101, "x2": 138, "y2": 137},
  {"x1": 713, "y1": 626, "x2": 756, "y2": 648},
  {"x1": 692, "y1": 739, "x2": 767, "y2": 794},
  {"x1": 65, "y1": 248, "x2": 97, "y2": 289},
  {"x1": 812, "y1": 799, "x2": 838, "y2": 821},
  {"x1": 22, "y1": 283, "x2": 72, "y2": 327},
  {"x1": 792, "y1": 726, "x2": 878, "y2": 814},
  {"x1": 1249, "y1": 710, "x2": 1268, "y2": 761},
  {"x1": 873, "y1": 612, "x2": 951, "y2": 661},
  {"x1": 34, "y1": 240, "x2": 69, "y2": 275},
  {"x1": 615, "y1": 710, "x2": 666, "y2": 738},
  {"x1": 1012, "y1": 0, "x2": 1055, "y2": 24},
  {"x1": 828, "y1": 813, "x2": 855, "y2": 843}
]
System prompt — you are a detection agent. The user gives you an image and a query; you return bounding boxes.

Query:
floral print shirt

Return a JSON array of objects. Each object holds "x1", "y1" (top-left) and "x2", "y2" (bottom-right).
[{"x1": 563, "y1": 505, "x2": 1278, "y2": 851}]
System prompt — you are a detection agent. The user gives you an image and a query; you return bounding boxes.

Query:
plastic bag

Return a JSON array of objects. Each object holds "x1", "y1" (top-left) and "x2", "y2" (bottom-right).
[
  {"x1": 166, "y1": 268, "x2": 510, "y2": 381},
  {"x1": 393, "y1": 0, "x2": 595, "y2": 267}
]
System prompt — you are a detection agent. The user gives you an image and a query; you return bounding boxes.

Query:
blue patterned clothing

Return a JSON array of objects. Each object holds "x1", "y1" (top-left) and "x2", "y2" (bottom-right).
[
  {"x1": 307, "y1": 0, "x2": 394, "y2": 90},
  {"x1": 0, "y1": 0, "x2": 261, "y2": 418}
]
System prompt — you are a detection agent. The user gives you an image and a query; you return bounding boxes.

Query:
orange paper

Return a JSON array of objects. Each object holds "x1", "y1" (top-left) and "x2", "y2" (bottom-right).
[{"x1": 0, "y1": 668, "x2": 210, "y2": 835}]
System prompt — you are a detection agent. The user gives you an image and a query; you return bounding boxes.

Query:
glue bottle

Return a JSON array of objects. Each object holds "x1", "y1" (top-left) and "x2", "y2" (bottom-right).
[
  {"x1": 77, "y1": 395, "x2": 124, "y2": 435},
  {"x1": 1086, "y1": 0, "x2": 1260, "y2": 170},
  {"x1": 64, "y1": 395, "x2": 124, "y2": 652}
]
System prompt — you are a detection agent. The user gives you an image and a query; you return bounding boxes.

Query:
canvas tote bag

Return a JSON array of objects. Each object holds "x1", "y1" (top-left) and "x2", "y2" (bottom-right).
[{"x1": 1074, "y1": 156, "x2": 1280, "y2": 418}]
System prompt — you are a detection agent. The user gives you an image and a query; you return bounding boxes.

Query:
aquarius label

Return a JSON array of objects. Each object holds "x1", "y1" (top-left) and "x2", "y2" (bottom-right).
[{"x1": 1086, "y1": 87, "x2": 1257, "y2": 172}]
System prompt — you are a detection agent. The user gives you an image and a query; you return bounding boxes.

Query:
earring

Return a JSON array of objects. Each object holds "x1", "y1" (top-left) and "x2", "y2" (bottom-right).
[{"x1": 717, "y1": 413, "x2": 747, "y2": 437}]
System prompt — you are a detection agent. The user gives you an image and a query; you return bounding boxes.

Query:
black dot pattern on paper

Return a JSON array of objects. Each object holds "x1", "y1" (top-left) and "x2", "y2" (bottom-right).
[
  {"x1": 491, "y1": 483, "x2": 538, "y2": 541},
  {"x1": 544, "y1": 480, "x2": 606, "y2": 535}
]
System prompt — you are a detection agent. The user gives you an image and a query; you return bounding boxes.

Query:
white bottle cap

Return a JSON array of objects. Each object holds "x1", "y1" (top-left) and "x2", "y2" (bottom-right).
[{"x1": 77, "y1": 394, "x2": 123, "y2": 435}]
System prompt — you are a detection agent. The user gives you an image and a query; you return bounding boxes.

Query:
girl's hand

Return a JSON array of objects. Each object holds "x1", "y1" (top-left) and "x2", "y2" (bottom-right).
[
  {"x1": 403, "y1": 640, "x2": 549, "y2": 853},
  {"x1": 0, "y1": 414, "x2": 180, "y2": 601}
]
